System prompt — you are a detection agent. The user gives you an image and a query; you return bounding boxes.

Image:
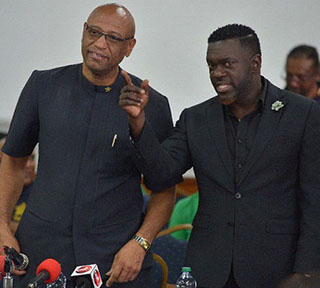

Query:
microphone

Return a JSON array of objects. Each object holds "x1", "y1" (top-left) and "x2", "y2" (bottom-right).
[
  {"x1": 3, "y1": 246, "x2": 29, "y2": 270},
  {"x1": 2, "y1": 256, "x2": 13, "y2": 288},
  {"x1": 71, "y1": 264, "x2": 102, "y2": 288},
  {"x1": 0, "y1": 255, "x2": 6, "y2": 280},
  {"x1": 27, "y1": 258, "x2": 61, "y2": 288}
]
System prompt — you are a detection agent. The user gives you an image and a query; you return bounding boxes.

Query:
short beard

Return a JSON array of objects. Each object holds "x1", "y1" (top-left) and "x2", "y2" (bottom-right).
[{"x1": 219, "y1": 95, "x2": 237, "y2": 106}]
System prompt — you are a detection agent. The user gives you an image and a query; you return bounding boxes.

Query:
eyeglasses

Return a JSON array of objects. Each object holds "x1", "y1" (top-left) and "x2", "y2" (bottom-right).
[{"x1": 84, "y1": 22, "x2": 134, "y2": 44}]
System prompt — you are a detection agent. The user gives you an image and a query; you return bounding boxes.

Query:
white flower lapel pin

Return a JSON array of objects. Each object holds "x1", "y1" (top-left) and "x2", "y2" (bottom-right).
[{"x1": 271, "y1": 100, "x2": 284, "y2": 111}]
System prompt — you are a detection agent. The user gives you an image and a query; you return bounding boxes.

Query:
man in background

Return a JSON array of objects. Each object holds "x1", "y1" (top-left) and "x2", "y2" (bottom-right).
[{"x1": 285, "y1": 45, "x2": 320, "y2": 101}]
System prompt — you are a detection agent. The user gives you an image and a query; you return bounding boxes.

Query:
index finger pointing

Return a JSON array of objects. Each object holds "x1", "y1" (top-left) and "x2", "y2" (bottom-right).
[
  {"x1": 121, "y1": 70, "x2": 133, "y2": 86},
  {"x1": 141, "y1": 79, "x2": 149, "y2": 95}
]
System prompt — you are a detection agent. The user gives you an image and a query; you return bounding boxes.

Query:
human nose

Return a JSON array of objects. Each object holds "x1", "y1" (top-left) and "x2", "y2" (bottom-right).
[
  {"x1": 210, "y1": 65, "x2": 226, "y2": 78},
  {"x1": 94, "y1": 34, "x2": 108, "y2": 48}
]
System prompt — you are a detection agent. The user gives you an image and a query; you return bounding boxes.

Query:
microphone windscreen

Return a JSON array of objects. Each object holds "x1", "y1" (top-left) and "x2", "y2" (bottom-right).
[
  {"x1": 0, "y1": 255, "x2": 5, "y2": 277},
  {"x1": 36, "y1": 258, "x2": 61, "y2": 284}
]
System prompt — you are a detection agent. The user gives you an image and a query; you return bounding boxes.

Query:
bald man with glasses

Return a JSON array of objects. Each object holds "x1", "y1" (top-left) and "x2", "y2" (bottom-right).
[{"x1": 0, "y1": 4, "x2": 177, "y2": 287}]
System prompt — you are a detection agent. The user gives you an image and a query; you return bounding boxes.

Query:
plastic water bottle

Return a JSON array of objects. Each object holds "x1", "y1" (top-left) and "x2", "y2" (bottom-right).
[
  {"x1": 176, "y1": 267, "x2": 197, "y2": 288},
  {"x1": 46, "y1": 272, "x2": 66, "y2": 288}
]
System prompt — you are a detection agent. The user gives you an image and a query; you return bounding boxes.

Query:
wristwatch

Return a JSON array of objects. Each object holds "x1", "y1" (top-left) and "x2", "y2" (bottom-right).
[{"x1": 132, "y1": 234, "x2": 151, "y2": 252}]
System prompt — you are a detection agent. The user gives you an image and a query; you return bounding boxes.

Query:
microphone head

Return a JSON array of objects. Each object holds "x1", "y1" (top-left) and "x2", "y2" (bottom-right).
[
  {"x1": 36, "y1": 258, "x2": 61, "y2": 284},
  {"x1": 0, "y1": 255, "x2": 5, "y2": 279}
]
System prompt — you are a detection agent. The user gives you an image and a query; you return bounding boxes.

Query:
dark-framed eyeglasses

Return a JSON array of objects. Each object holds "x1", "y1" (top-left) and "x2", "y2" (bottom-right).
[{"x1": 84, "y1": 22, "x2": 134, "y2": 44}]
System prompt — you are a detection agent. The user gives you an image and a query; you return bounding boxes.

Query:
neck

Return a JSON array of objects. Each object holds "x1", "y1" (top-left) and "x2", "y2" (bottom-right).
[
  {"x1": 230, "y1": 77, "x2": 263, "y2": 120},
  {"x1": 82, "y1": 64, "x2": 119, "y2": 86}
]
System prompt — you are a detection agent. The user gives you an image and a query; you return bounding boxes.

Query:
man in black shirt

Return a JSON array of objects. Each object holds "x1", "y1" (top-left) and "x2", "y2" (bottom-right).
[{"x1": 120, "y1": 24, "x2": 320, "y2": 288}]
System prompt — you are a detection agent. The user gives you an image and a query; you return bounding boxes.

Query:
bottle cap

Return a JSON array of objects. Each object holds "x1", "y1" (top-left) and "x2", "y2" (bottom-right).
[{"x1": 182, "y1": 267, "x2": 191, "y2": 272}]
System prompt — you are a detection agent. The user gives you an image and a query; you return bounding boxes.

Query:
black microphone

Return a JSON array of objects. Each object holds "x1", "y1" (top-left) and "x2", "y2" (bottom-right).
[
  {"x1": 71, "y1": 264, "x2": 102, "y2": 288},
  {"x1": 3, "y1": 246, "x2": 29, "y2": 271},
  {"x1": 27, "y1": 270, "x2": 50, "y2": 288},
  {"x1": 27, "y1": 258, "x2": 61, "y2": 288},
  {"x1": 2, "y1": 257, "x2": 13, "y2": 288}
]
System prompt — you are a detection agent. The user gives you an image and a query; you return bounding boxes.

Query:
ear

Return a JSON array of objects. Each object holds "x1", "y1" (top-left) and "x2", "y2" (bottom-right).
[
  {"x1": 125, "y1": 38, "x2": 136, "y2": 57},
  {"x1": 81, "y1": 23, "x2": 87, "y2": 42},
  {"x1": 251, "y1": 54, "x2": 262, "y2": 73},
  {"x1": 82, "y1": 22, "x2": 87, "y2": 34}
]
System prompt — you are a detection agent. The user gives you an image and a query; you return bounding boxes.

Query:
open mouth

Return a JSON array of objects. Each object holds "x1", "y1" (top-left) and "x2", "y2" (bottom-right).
[{"x1": 215, "y1": 83, "x2": 232, "y2": 93}]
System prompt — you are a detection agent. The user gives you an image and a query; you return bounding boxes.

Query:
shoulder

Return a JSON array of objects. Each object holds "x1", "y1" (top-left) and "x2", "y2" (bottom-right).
[
  {"x1": 126, "y1": 71, "x2": 174, "y2": 141},
  {"x1": 179, "y1": 97, "x2": 218, "y2": 120},
  {"x1": 32, "y1": 63, "x2": 81, "y2": 82},
  {"x1": 127, "y1": 72, "x2": 169, "y2": 104},
  {"x1": 267, "y1": 79, "x2": 312, "y2": 106},
  {"x1": 186, "y1": 97, "x2": 217, "y2": 112},
  {"x1": 266, "y1": 79, "x2": 316, "y2": 114},
  {"x1": 127, "y1": 71, "x2": 171, "y2": 116}
]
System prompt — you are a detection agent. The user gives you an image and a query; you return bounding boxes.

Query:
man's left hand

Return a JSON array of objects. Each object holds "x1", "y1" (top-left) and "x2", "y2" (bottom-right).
[{"x1": 105, "y1": 240, "x2": 146, "y2": 287}]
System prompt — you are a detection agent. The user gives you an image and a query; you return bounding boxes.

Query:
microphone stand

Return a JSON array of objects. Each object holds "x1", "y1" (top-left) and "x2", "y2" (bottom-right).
[{"x1": 2, "y1": 256, "x2": 13, "y2": 288}]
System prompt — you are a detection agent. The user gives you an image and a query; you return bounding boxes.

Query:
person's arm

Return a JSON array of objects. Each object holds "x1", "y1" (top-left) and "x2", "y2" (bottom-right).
[
  {"x1": 105, "y1": 186, "x2": 176, "y2": 287},
  {"x1": 9, "y1": 221, "x2": 20, "y2": 234},
  {"x1": 120, "y1": 70, "x2": 190, "y2": 186},
  {"x1": 0, "y1": 153, "x2": 28, "y2": 275}
]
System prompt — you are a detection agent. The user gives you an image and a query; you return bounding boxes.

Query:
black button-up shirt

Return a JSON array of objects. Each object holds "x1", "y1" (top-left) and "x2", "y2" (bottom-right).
[{"x1": 223, "y1": 79, "x2": 267, "y2": 184}]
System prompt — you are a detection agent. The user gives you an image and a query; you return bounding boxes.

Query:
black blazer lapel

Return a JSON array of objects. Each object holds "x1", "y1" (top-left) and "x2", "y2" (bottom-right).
[
  {"x1": 206, "y1": 97, "x2": 234, "y2": 191},
  {"x1": 238, "y1": 81, "x2": 287, "y2": 186}
]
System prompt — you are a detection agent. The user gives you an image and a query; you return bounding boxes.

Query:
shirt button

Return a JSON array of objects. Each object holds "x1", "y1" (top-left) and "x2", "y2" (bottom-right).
[
  {"x1": 227, "y1": 221, "x2": 234, "y2": 227},
  {"x1": 237, "y1": 163, "x2": 242, "y2": 169},
  {"x1": 235, "y1": 192, "x2": 242, "y2": 199},
  {"x1": 237, "y1": 139, "x2": 242, "y2": 144}
]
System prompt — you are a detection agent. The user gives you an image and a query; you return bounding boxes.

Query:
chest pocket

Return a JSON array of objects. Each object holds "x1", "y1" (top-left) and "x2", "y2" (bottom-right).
[{"x1": 101, "y1": 130, "x2": 135, "y2": 175}]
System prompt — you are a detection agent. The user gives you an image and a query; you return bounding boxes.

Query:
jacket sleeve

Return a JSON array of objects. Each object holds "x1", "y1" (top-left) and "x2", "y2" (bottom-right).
[{"x1": 132, "y1": 109, "x2": 192, "y2": 192}]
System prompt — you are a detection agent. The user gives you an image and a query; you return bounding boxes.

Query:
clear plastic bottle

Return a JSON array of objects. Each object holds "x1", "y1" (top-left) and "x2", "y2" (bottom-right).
[
  {"x1": 176, "y1": 267, "x2": 197, "y2": 288},
  {"x1": 46, "y1": 272, "x2": 66, "y2": 288}
]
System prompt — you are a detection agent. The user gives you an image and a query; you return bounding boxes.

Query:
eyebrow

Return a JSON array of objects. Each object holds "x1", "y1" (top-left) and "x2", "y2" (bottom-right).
[
  {"x1": 87, "y1": 24, "x2": 124, "y2": 37},
  {"x1": 207, "y1": 57, "x2": 236, "y2": 63}
]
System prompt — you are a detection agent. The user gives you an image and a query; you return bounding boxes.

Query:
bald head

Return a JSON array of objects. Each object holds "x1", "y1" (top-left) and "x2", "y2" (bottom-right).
[
  {"x1": 81, "y1": 3, "x2": 137, "y2": 84},
  {"x1": 88, "y1": 3, "x2": 135, "y2": 37}
]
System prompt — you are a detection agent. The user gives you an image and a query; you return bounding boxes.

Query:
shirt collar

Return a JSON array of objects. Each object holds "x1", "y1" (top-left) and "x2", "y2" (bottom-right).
[{"x1": 79, "y1": 65, "x2": 124, "y2": 94}]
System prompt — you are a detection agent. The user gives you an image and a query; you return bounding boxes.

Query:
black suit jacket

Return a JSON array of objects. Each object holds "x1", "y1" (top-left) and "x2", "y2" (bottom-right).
[{"x1": 134, "y1": 79, "x2": 320, "y2": 288}]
